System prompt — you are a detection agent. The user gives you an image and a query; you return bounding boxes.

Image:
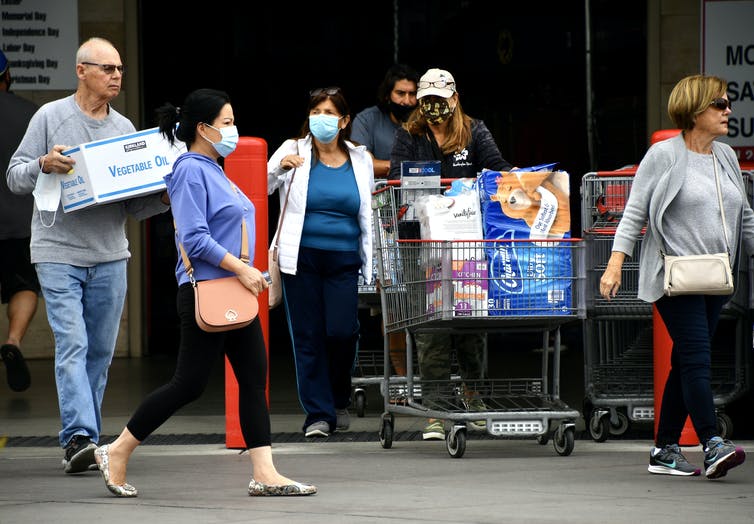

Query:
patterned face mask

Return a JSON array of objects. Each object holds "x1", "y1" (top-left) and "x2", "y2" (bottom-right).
[{"x1": 419, "y1": 98, "x2": 454, "y2": 124}]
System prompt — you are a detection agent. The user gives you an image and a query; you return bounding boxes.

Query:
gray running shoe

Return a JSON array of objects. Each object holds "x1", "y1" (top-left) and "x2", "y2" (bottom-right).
[
  {"x1": 335, "y1": 409, "x2": 350, "y2": 431},
  {"x1": 704, "y1": 437, "x2": 746, "y2": 479},
  {"x1": 648, "y1": 444, "x2": 701, "y2": 476},
  {"x1": 304, "y1": 421, "x2": 330, "y2": 438}
]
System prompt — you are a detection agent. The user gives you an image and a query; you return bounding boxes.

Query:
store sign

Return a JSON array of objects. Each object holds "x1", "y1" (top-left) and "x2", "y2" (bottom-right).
[
  {"x1": 0, "y1": 0, "x2": 78, "y2": 90},
  {"x1": 703, "y1": 0, "x2": 754, "y2": 162}
]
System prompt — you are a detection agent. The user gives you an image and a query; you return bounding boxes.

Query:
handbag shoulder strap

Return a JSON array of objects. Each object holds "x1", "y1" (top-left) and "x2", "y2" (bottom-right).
[
  {"x1": 712, "y1": 151, "x2": 730, "y2": 255},
  {"x1": 175, "y1": 177, "x2": 249, "y2": 280},
  {"x1": 660, "y1": 151, "x2": 729, "y2": 256},
  {"x1": 273, "y1": 142, "x2": 299, "y2": 250}
]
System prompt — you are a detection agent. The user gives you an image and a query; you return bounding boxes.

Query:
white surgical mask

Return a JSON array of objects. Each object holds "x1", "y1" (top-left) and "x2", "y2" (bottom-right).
[{"x1": 32, "y1": 172, "x2": 61, "y2": 227}]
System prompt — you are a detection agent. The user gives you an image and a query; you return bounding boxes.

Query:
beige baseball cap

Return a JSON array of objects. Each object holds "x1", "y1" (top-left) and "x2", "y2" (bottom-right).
[{"x1": 417, "y1": 68, "x2": 456, "y2": 99}]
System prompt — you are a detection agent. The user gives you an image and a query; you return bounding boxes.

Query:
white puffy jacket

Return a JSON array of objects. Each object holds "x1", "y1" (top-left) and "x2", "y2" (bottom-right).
[{"x1": 267, "y1": 136, "x2": 375, "y2": 283}]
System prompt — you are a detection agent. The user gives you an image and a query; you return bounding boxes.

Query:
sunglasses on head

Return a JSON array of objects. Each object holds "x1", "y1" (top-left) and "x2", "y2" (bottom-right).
[
  {"x1": 309, "y1": 86, "x2": 341, "y2": 97},
  {"x1": 709, "y1": 98, "x2": 731, "y2": 111},
  {"x1": 418, "y1": 80, "x2": 455, "y2": 89}
]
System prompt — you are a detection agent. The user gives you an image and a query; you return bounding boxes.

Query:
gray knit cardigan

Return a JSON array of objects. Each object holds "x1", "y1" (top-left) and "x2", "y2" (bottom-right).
[{"x1": 612, "y1": 133, "x2": 754, "y2": 303}]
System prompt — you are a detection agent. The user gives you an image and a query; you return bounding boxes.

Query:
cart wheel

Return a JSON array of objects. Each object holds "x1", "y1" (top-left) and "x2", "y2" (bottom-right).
[
  {"x1": 354, "y1": 391, "x2": 367, "y2": 418},
  {"x1": 588, "y1": 412, "x2": 610, "y2": 442},
  {"x1": 379, "y1": 417, "x2": 393, "y2": 449},
  {"x1": 553, "y1": 425, "x2": 575, "y2": 456},
  {"x1": 717, "y1": 412, "x2": 733, "y2": 439},
  {"x1": 535, "y1": 433, "x2": 549, "y2": 446},
  {"x1": 446, "y1": 428, "x2": 466, "y2": 458},
  {"x1": 608, "y1": 411, "x2": 630, "y2": 436}
]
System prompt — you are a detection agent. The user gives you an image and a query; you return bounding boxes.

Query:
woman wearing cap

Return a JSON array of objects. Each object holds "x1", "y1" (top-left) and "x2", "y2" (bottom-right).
[
  {"x1": 268, "y1": 87, "x2": 375, "y2": 439},
  {"x1": 388, "y1": 68, "x2": 511, "y2": 181},
  {"x1": 389, "y1": 68, "x2": 512, "y2": 440}
]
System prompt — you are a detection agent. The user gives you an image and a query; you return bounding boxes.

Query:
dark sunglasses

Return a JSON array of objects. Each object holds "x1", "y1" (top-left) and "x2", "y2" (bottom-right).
[
  {"x1": 709, "y1": 98, "x2": 731, "y2": 111},
  {"x1": 81, "y1": 61, "x2": 125, "y2": 75},
  {"x1": 309, "y1": 86, "x2": 341, "y2": 97}
]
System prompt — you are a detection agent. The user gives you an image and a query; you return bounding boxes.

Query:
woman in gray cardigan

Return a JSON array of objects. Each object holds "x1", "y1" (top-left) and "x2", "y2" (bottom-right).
[{"x1": 600, "y1": 74, "x2": 754, "y2": 480}]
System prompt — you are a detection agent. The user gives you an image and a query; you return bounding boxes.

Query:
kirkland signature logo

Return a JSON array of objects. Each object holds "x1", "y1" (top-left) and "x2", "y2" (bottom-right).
[{"x1": 123, "y1": 140, "x2": 147, "y2": 153}]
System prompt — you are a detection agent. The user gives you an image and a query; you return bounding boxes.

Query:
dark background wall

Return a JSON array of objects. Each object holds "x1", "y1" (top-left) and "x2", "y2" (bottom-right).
[{"x1": 139, "y1": 0, "x2": 647, "y2": 355}]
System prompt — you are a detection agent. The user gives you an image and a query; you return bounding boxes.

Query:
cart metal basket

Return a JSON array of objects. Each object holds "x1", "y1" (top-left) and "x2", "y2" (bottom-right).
[
  {"x1": 580, "y1": 168, "x2": 753, "y2": 441},
  {"x1": 373, "y1": 184, "x2": 586, "y2": 458}
]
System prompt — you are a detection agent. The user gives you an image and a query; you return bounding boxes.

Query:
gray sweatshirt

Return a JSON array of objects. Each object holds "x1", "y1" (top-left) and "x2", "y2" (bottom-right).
[{"x1": 6, "y1": 95, "x2": 169, "y2": 266}]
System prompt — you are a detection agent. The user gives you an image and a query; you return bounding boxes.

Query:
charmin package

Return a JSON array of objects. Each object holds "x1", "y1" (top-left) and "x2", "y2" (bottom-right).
[
  {"x1": 484, "y1": 233, "x2": 572, "y2": 316},
  {"x1": 60, "y1": 127, "x2": 185, "y2": 212},
  {"x1": 478, "y1": 165, "x2": 573, "y2": 316},
  {"x1": 478, "y1": 165, "x2": 570, "y2": 241}
]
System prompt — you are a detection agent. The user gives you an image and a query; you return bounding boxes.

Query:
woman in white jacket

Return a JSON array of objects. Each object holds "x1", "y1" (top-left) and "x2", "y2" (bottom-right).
[{"x1": 268, "y1": 87, "x2": 374, "y2": 438}]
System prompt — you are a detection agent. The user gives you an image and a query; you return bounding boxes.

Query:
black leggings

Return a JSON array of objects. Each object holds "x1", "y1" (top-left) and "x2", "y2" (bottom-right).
[{"x1": 127, "y1": 283, "x2": 271, "y2": 449}]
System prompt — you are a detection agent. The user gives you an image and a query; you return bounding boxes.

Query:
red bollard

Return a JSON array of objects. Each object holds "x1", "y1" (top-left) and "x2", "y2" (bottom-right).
[
  {"x1": 223, "y1": 137, "x2": 270, "y2": 448},
  {"x1": 653, "y1": 305, "x2": 699, "y2": 446}
]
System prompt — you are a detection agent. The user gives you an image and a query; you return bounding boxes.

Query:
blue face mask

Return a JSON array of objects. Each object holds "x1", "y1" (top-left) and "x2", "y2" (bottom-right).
[
  {"x1": 308, "y1": 114, "x2": 341, "y2": 143},
  {"x1": 202, "y1": 123, "x2": 239, "y2": 157}
]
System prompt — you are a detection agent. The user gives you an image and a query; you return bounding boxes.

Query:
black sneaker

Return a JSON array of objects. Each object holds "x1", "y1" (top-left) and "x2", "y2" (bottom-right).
[
  {"x1": 704, "y1": 436, "x2": 746, "y2": 479},
  {"x1": 62, "y1": 435, "x2": 97, "y2": 474},
  {"x1": 1, "y1": 344, "x2": 31, "y2": 392},
  {"x1": 648, "y1": 444, "x2": 701, "y2": 476}
]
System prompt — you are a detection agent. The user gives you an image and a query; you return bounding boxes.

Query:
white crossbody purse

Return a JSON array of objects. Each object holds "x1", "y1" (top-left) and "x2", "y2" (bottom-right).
[{"x1": 661, "y1": 152, "x2": 734, "y2": 296}]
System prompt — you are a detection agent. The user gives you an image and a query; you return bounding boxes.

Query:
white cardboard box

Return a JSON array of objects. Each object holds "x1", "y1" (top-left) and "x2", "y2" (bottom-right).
[{"x1": 60, "y1": 127, "x2": 185, "y2": 212}]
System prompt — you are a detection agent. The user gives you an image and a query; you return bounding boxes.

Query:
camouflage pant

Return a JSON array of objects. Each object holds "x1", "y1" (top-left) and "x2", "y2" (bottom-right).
[{"x1": 414, "y1": 332, "x2": 485, "y2": 399}]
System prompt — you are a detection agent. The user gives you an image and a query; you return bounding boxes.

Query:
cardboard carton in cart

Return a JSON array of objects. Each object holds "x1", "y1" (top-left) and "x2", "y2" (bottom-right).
[{"x1": 60, "y1": 127, "x2": 185, "y2": 212}]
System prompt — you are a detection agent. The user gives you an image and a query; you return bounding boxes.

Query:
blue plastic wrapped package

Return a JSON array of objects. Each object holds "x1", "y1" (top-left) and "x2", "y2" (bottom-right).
[
  {"x1": 478, "y1": 166, "x2": 572, "y2": 316},
  {"x1": 478, "y1": 166, "x2": 570, "y2": 240},
  {"x1": 444, "y1": 177, "x2": 477, "y2": 196}
]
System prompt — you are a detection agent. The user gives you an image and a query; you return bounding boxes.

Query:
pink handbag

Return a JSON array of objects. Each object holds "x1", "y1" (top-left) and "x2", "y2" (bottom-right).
[
  {"x1": 177, "y1": 212, "x2": 258, "y2": 332},
  {"x1": 192, "y1": 275, "x2": 259, "y2": 332}
]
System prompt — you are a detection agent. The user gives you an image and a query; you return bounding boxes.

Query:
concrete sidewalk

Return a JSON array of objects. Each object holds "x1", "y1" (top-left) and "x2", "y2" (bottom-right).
[
  {"x1": 2, "y1": 358, "x2": 753, "y2": 523},
  {"x1": 2, "y1": 432, "x2": 753, "y2": 524}
]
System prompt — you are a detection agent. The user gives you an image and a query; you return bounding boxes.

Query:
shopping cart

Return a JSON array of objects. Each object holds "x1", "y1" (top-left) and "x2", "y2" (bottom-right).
[
  {"x1": 580, "y1": 168, "x2": 752, "y2": 441},
  {"x1": 373, "y1": 184, "x2": 586, "y2": 458},
  {"x1": 351, "y1": 181, "x2": 427, "y2": 417}
]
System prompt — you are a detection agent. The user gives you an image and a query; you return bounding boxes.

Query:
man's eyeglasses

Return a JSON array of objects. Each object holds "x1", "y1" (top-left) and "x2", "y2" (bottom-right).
[
  {"x1": 309, "y1": 87, "x2": 341, "y2": 97},
  {"x1": 710, "y1": 98, "x2": 731, "y2": 111},
  {"x1": 81, "y1": 62, "x2": 125, "y2": 75},
  {"x1": 418, "y1": 80, "x2": 455, "y2": 90}
]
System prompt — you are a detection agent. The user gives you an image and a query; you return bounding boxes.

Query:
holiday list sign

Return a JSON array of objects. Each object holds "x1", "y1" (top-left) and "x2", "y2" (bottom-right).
[{"x1": 0, "y1": 0, "x2": 78, "y2": 90}]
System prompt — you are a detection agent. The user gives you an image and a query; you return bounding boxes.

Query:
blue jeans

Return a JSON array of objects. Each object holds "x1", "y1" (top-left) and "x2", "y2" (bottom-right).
[
  {"x1": 654, "y1": 294, "x2": 727, "y2": 447},
  {"x1": 35, "y1": 261, "x2": 128, "y2": 447}
]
